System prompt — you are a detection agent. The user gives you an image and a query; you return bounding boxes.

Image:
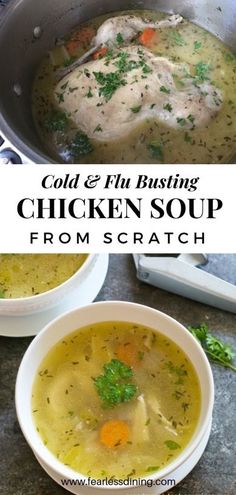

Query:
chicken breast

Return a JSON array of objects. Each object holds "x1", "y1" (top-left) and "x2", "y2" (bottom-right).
[
  {"x1": 92, "y1": 14, "x2": 183, "y2": 47},
  {"x1": 54, "y1": 46, "x2": 223, "y2": 141}
]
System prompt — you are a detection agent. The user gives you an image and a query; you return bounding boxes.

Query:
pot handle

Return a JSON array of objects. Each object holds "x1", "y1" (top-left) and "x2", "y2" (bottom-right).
[{"x1": 0, "y1": 136, "x2": 22, "y2": 164}]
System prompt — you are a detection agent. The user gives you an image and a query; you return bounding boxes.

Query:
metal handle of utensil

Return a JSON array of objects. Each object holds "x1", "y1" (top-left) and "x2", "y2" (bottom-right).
[{"x1": 134, "y1": 255, "x2": 236, "y2": 313}]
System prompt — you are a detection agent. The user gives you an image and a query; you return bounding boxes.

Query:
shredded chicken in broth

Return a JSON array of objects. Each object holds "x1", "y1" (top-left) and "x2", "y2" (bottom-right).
[
  {"x1": 32, "y1": 322, "x2": 201, "y2": 479},
  {"x1": 32, "y1": 10, "x2": 236, "y2": 163}
]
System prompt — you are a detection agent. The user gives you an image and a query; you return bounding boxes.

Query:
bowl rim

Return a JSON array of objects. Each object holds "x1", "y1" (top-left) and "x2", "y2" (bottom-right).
[
  {"x1": 15, "y1": 300, "x2": 214, "y2": 489},
  {"x1": 0, "y1": 253, "x2": 94, "y2": 305}
]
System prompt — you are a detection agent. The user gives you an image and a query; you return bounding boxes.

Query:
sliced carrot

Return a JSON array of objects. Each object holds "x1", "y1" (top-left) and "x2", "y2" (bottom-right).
[
  {"x1": 139, "y1": 28, "x2": 157, "y2": 46},
  {"x1": 100, "y1": 420, "x2": 130, "y2": 448},
  {"x1": 93, "y1": 47, "x2": 108, "y2": 60},
  {"x1": 116, "y1": 342, "x2": 139, "y2": 367},
  {"x1": 66, "y1": 27, "x2": 96, "y2": 55}
]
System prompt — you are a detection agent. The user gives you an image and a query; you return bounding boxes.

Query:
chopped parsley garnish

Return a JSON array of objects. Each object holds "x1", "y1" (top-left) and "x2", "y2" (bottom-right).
[
  {"x1": 147, "y1": 142, "x2": 164, "y2": 161},
  {"x1": 138, "y1": 351, "x2": 145, "y2": 360},
  {"x1": 184, "y1": 132, "x2": 192, "y2": 143},
  {"x1": 224, "y1": 52, "x2": 235, "y2": 63},
  {"x1": 60, "y1": 81, "x2": 68, "y2": 91},
  {"x1": 187, "y1": 114, "x2": 195, "y2": 124},
  {"x1": 188, "y1": 323, "x2": 236, "y2": 372},
  {"x1": 113, "y1": 52, "x2": 139, "y2": 73},
  {"x1": 105, "y1": 49, "x2": 114, "y2": 64},
  {"x1": 94, "y1": 359, "x2": 137, "y2": 408},
  {"x1": 164, "y1": 440, "x2": 181, "y2": 450},
  {"x1": 169, "y1": 31, "x2": 186, "y2": 46},
  {"x1": 86, "y1": 87, "x2": 93, "y2": 98},
  {"x1": 44, "y1": 110, "x2": 69, "y2": 132},
  {"x1": 64, "y1": 56, "x2": 76, "y2": 67},
  {"x1": 93, "y1": 70, "x2": 126, "y2": 101},
  {"x1": 166, "y1": 361, "x2": 187, "y2": 377},
  {"x1": 160, "y1": 86, "x2": 170, "y2": 94},
  {"x1": 194, "y1": 61, "x2": 211, "y2": 81},
  {"x1": 68, "y1": 86, "x2": 78, "y2": 93},
  {"x1": 91, "y1": 50, "x2": 151, "y2": 101},
  {"x1": 194, "y1": 41, "x2": 202, "y2": 50},
  {"x1": 176, "y1": 117, "x2": 187, "y2": 126},
  {"x1": 70, "y1": 131, "x2": 93, "y2": 156},
  {"x1": 146, "y1": 466, "x2": 160, "y2": 472},
  {"x1": 130, "y1": 105, "x2": 142, "y2": 113},
  {"x1": 116, "y1": 32, "x2": 124, "y2": 45},
  {"x1": 139, "y1": 60, "x2": 153, "y2": 74},
  {"x1": 163, "y1": 103, "x2": 173, "y2": 112},
  {"x1": 93, "y1": 124, "x2": 103, "y2": 133},
  {"x1": 55, "y1": 91, "x2": 65, "y2": 103}
]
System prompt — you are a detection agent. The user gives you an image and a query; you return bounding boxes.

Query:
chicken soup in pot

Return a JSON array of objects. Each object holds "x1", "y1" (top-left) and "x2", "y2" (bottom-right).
[{"x1": 32, "y1": 10, "x2": 236, "y2": 163}]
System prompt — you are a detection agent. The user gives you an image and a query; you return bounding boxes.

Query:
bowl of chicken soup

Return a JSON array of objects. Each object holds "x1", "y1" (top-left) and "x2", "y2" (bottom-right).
[
  {"x1": 0, "y1": 253, "x2": 97, "y2": 316},
  {"x1": 15, "y1": 301, "x2": 214, "y2": 494},
  {"x1": 0, "y1": 0, "x2": 236, "y2": 164}
]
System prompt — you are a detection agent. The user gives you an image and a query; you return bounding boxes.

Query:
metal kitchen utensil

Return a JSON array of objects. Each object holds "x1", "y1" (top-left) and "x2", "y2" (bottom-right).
[{"x1": 133, "y1": 254, "x2": 236, "y2": 313}]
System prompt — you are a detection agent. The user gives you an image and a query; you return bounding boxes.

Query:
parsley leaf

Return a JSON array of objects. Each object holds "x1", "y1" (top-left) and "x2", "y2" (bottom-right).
[
  {"x1": 130, "y1": 105, "x2": 142, "y2": 113},
  {"x1": 93, "y1": 71, "x2": 126, "y2": 101},
  {"x1": 55, "y1": 91, "x2": 65, "y2": 103},
  {"x1": 64, "y1": 56, "x2": 76, "y2": 67},
  {"x1": 45, "y1": 110, "x2": 69, "y2": 132},
  {"x1": 164, "y1": 440, "x2": 181, "y2": 450},
  {"x1": 70, "y1": 131, "x2": 93, "y2": 156},
  {"x1": 163, "y1": 103, "x2": 173, "y2": 112},
  {"x1": 160, "y1": 86, "x2": 171, "y2": 94},
  {"x1": 146, "y1": 466, "x2": 160, "y2": 472},
  {"x1": 224, "y1": 52, "x2": 235, "y2": 63},
  {"x1": 147, "y1": 142, "x2": 164, "y2": 161},
  {"x1": 194, "y1": 41, "x2": 202, "y2": 50},
  {"x1": 94, "y1": 359, "x2": 137, "y2": 407},
  {"x1": 86, "y1": 87, "x2": 93, "y2": 98},
  {"x1": 93, "y1": 124, "x2": 103, "y2": 132},
  {"x1": 176, "y1": 117, "x2": 187, "y2": 126},
  {"x1": 116, "y1": 32, "x2": 124, "y2": 45},
  {"x1": 187, "y1": 114, "x2": 195, "y2": 125},
  {"x1": 113, "y1": 52, "x2": 139, "y2": 73},
  {"x1": 195, "y1": 61, "x2": 211, "y2": 81},
  {"x1": 184, "y1": 132, "x2": 193, "y2": 143},
  {"x1": 188, "y1": 323, "x2": 236, "y2": 372},
  {"x1": 169, "y1": 31, "x2": 186, "y2": 46}
]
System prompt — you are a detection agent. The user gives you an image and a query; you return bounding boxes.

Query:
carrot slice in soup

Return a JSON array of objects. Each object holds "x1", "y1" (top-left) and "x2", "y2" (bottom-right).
[
  {"x1": 116, "y1": 342, "x2": 139, "y2": 367},
  {"x1": 66, "y1": 26, "x2": 96, "y2": 55},
  {"x1": 139, "y1": 27, "x2": 157, "y2": 46},
  {"x1": 100, "y1": 420, "x2": 130, "y2": 448},
  {"x1": 93, "y1": 47, "x2": 108, "y2": 60}
]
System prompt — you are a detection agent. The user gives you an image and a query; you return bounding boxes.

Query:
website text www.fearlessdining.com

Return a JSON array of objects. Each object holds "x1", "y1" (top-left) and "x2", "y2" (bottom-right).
[{"x1": 61, "y1": 477, "x2": 176, "y2": 488}]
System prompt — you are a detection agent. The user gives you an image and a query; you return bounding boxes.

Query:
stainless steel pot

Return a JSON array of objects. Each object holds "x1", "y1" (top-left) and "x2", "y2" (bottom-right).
[{"x1": 0, "y1": 0, "x2": 235, "y2": 164}]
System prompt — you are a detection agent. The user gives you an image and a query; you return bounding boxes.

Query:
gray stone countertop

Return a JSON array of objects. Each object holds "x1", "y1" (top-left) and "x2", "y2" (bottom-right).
[{"x1": 0, "y1": 254, "x2": 236, "y2": 495}]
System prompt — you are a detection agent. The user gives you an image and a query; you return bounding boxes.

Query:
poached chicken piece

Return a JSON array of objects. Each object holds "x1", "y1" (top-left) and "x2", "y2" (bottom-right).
[
  {"x1": 55, "y1": 45, "x2": 223, "y2": 141},
  {"x1": 92, "y1": 14, "x2": 183, "y2": 47}
]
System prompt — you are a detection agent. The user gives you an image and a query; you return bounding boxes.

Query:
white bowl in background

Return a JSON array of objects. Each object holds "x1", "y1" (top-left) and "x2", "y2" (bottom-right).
[
  {"x1": 0, "y1": 254, "x2": 98, "y2": 316},
  {"x1": 15, "y1": 301, "x2": 214, "y2": 494}
]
